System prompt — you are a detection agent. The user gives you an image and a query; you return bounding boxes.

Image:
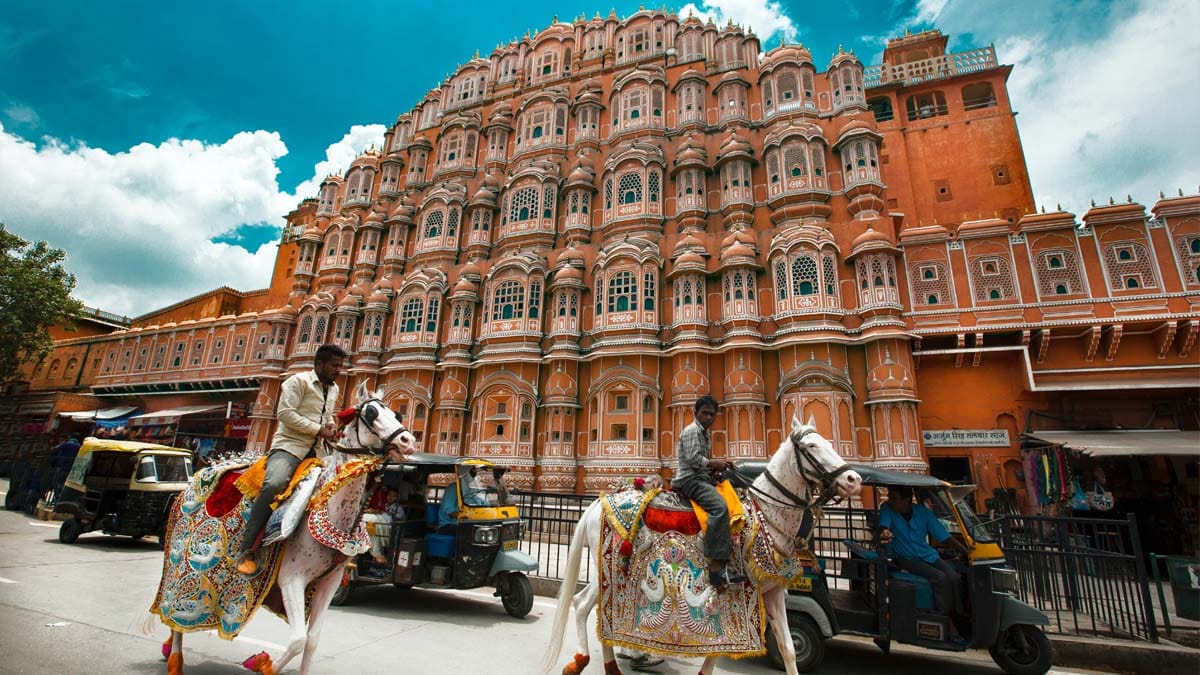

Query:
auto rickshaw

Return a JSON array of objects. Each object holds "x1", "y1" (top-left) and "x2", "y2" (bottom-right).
[
  {"x1": 53, "y1": 437, "x2": 193, "y2": 546},
  {"x1": 332, "y1": 454, "x2": 538, "y2": 618},
  {"x1": 744, "y1": 463, "x2": 1052, "y2": 675}
]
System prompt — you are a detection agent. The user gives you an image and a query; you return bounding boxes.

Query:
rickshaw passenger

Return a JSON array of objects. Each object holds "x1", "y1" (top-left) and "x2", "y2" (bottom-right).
[
  {"x1": 363, "y1": 486, "x2": 401, "y2": 563},
  {"x1": 878, "y1": 485, "x2": 968, "y2": 637},
  {"x1": 463, "y1": 467, "x2": 489, "y2": 506},
  {"x1": 437, "y1": 478, "x2": 460, "y2": 534},
  {"x1": 237, "y1": 344, "x2": 344, "y2": 575}
]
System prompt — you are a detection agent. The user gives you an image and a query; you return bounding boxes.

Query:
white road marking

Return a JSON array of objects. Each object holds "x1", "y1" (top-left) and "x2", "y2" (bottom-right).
[
  {"x1": 0, "y1": 576, "x2": 17, "y2": 584},
  {"x1": 27, "y1": 521, "x2": 59, "y2": 529},
  {"x1": 227, "y1": 635, "x2": 287, "y2": 652}
]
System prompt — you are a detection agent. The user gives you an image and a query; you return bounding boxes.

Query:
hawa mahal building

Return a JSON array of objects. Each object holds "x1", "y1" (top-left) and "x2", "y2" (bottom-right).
[{"x1": 5, "y1": 11, "x2": 1199, "y2": 520}]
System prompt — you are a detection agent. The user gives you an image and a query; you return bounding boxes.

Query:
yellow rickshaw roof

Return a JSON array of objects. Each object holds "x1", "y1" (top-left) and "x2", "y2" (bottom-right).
[{"x1": 79, "y1": 437, "x2": 191, "y2": 455}]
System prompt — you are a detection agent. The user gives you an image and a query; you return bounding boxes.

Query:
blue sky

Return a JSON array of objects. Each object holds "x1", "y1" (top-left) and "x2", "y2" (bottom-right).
[{"x1": 0, "y1": 0, "x2": 1195, "y2": 315}]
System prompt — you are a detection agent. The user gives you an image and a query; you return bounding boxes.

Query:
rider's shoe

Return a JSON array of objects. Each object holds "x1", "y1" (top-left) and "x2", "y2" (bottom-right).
[
  {"x1": 709, "y1": 568, "x2": 748, "y2": 588},
  {"x1": 235, "y1": 551, "x2": 258, "y2": 575},
  {"x1": 629, "y1": 653, "x2": 665, "y2": 671}
]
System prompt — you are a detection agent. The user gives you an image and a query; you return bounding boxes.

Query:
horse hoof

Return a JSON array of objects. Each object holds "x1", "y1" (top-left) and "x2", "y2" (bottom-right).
[
  {"x1": 562, "y1": 652, "x2": 590, "y2": 675},
  {"x1": 161, "y1": 638, "x2": 172, "y2": 659},
  {"x1": 167, "y1": 652, "x2": 183, "y2": 675},
  {"x1": 604, "y1": 659, "x2": 623, "y2": 675},
  {"x1": 242, "y1": 651, "x2": 275, "y2": 675}
]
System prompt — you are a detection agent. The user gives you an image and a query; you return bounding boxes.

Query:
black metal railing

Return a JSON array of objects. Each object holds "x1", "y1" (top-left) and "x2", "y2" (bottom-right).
[
  {"x1": 512, "y1": 490, "x2": 597, "y2": 584},
  {"x1": 998, "y1": 513, "x2": 1158, "y2": 642}
]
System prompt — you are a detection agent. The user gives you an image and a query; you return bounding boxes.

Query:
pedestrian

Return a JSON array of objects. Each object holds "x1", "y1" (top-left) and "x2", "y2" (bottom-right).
[{"x1": 236, "y1": 343, "x2": 345, "y2": 574}]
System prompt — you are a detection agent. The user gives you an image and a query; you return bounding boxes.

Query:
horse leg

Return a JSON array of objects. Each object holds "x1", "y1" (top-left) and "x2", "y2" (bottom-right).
[
  {"x1": 698, "y1": 656, "x2": 717, "y2": 675},
  {"x1": 166, "y1": 631, "x2": 183, "y2": 675},
  {"x1": 764, "y1": 585, "x2": 800, "y2": 675},
  {"x1": 600, "y1": 643, "x2": 621, "y2": 675},
  {"x1": 565, "y1": 579, "x2": 599, "y2": 673},
  {"x1": 297, "y1": 565, "x2": 344, "y2": 675},
  {"x1": 265, "y1": 575, "x2": 311, "y2": 674}
]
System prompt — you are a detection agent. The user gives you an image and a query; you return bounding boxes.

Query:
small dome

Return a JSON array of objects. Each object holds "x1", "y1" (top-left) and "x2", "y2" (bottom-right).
[
  {"x1": 337, "y1": 293, "x2": 360, "y2": 308},
  {"x1": 363, "y1": 209, "x2": 384, "y2": 225},
  {"x1": 439, "y1": 375, "x2": 468, "y2": 405},
  {"x1": 675, "y1": 251, "x2": 705, "y2": 268},
  {"x1": 828, "y1": 47, "x2": 862, "y2": 70},
  {"x1": 368, "y1": 289, "x2": 389, "y2": 305},
  {"x1": 725, "y1": 355, "x2": 766, "y2": 397},
  {"x1": 761, "y1": 43, "x2": 814, "y2": 71},
  {"x1": 453, "y1": 276, "x2": 479, "y2": 295},
  {"x1": 300, "y1": 223, "x2": 322, "y2": 241},
  {"x1": 545, "y1": 367, "x2": 578, "y2": 400},
  {"x1": 722, "y1": 242, "x2": 755, "y2": 260},
  {"x1": 847, "y1": 224, "x2": 899, "y2": 260},
  {"x1": 556, "y1": 265, "x2": 583, "y2": 282},
  {"x1": 460, "y1": 260, "x2": 482, "y2": 278}
]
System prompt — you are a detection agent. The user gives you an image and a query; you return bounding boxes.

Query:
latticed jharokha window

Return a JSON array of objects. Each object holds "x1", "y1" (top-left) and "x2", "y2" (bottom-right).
[
  {"x1": 618, "y1": 172, "x2": 643, "y2": 205},
  {"x1": 508, "y1": 187, "x2": 538, "y2": 222},
  {"x1": 1034, "y1": 249, "x2": 1084, "y2": 297},
  {"x1": 400, "y1": 297, "x2": 424, "y2": 332},
  {"x1": 970, "y1": 256, "x2": 1016, "y2": 302},
  {"x1": 424, "y1": 210, "x2": 444, "y2": 239},
  {"x1": 491, "y1": 280, "x2": 526, "y2": 321},
  {"x1": 607, "y1": 271, "x2": 638, "y2": 312},
  {"x1": 1104, "y1": 242, "x2": 1158, "y2": 291}
]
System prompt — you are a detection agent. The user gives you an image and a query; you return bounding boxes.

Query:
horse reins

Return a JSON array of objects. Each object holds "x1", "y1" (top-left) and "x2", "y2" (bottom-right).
[
  {"x1": 734, "y1": 428, "x2": 851, "y2": 510},
  {"x1": 336, "y1": 398, "x2": 409, "y2": 457}
]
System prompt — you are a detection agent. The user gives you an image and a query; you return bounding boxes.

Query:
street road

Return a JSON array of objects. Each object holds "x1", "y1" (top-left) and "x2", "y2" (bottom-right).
[{"x1": 0, "y1": 480, "x2": 1104, "y2": 675}]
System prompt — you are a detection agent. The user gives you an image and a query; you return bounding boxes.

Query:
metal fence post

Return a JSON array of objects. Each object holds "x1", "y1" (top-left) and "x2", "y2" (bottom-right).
[
  {"x1": 1149, "y1": 553, "x2": 1174, "y2": 638},
  {"x1": 1128, "y1": 514, "x2": 1160, "y2": 643}
]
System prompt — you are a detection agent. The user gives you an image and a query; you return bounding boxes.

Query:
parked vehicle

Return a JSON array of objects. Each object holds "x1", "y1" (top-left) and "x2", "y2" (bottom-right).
[
  {"x1": 53, "y1": 438, "x2": 193, "y2": 546},
  {"x1": 332, "y1": 453, "x2": 537, "y2": 618},
  {"x1": 748, "y1": 463, "x2": 1052, "y2": 675}
]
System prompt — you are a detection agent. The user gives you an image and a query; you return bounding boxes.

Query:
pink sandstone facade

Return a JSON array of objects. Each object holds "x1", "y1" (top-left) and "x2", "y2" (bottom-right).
[{"x1": 6, "y1": 12, "x2": 1199, "y2": 507}]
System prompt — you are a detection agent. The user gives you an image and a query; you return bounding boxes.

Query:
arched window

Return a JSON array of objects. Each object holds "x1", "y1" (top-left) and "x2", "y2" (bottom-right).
[
  {"x1": 643, "y1": 270, "x2": 656, "y2": 310},
  {"x1": 791, "y1": 256, "x2": 818, "y2": 296},
  {"x1": 1118, "y1": 249, "x2": 1132, "y2": 261},
  {"x1": 1125, "y1": 277, "x2": 1139, "y2": 289},
  {"x1": 962, "y1": 82, "x2": 997, "y2": 110},
  {"x1": 927, "y1": 294, "x2": 939, "y2": 304},
  {"x1": 618, "y1": 172, "x2": 642, "y2": 204},
  {"x1": 1191, "y1": 238, "x2": 1200, "y2": 254},
  {"x1": 492, "y1": 280, "x2": 525, "y2": 320},
  {"x1": 424, "y1": 210, "x2": 444, "y2": 238},
  {"x1": 401, "y1": 297, "x2": 424, "y2": 332},
  {"x1": 1055, "y1": 284, "x2": 1068, "y2": 295},
  {"x1": 607, "y1": 271, "x2": 637, "y2": 312},
  {"x1": 1048, "y1": 255, "x2": 1063, "y2": 268},
  {"x1": 648, "y1": 170, "x2": 660, "y2": 203},
  {"x1": 508, "y1": 187, "x2": 538, "y2": 223},
  {"x1": 297, "y1": 315, "x2": 313, "y2": 344},
  {"x1": 989, "y1": 289, "x2": 1002, "y2": 299},
  {"x1": 528, "y1": 280, "x2": 542, "y2": 319}
]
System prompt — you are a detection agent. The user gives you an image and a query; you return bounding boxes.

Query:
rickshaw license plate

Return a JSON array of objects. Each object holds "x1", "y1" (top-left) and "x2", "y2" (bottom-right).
[
  {"x1": 789, "y1": 576, "x2": 813, "y2": 591},
  {"x1": 503, "y1": 540, "x2": 519, "y2": 551}
]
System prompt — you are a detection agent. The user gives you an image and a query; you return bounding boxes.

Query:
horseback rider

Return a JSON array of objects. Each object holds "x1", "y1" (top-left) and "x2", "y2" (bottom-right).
[
  {"x1": 236, "y1": 344, "x2": 345, "y2": 574},
  {"x1": 672, "y1": 395, "x2": 747, "y2": 588}
]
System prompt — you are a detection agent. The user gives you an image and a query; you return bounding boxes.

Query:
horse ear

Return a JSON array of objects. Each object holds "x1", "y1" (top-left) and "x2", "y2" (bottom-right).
[
  {"x1": 372, "y1": 385, "x2": 386, "y2": 401},
  {"x1": 791, "y1": 415, "x2": 803, "y2": 436},
  {"x1": 354, "y1": 380, "x2": 369, "y2": 403},
  {"x1": 805, "y1": 414, "x2": 817, "y2": 430}
]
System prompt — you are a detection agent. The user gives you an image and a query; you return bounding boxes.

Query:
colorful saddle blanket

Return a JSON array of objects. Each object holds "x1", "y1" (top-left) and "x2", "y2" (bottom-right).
[{"x1": 596, "y1": 486, "x2": 782, "y2": 659}]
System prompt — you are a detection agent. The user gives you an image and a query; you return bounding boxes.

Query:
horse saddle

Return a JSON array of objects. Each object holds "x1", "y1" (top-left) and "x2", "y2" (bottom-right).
[
  {"x1": 199, "y1": 456, "x2": 322, "y2": 519},
  {"x1": 645, "y1": 480, "x2": 746, "y2": 536}
]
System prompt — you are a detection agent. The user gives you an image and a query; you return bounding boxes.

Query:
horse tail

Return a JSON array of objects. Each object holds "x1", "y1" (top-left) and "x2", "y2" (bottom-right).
[
  {"x1": 539, "y1": 499, "x2": 596, "y2": 674},
  {"x1": 138, "y1": 609, "x2": 158, "y2": 636}
]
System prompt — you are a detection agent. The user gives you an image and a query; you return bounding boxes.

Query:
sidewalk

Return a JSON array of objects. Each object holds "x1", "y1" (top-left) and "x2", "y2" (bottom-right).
[{"x1": 1048, "y1": 634, "x2": 1200, "y2": 674}]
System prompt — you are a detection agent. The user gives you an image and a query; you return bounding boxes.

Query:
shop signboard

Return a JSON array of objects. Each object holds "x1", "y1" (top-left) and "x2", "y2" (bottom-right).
[
  {"x1": 923, "y1": 429, "x2": 1010, "y2": 447},
  {"x1": 225, "y1": 420, "x2": 252, "y2": 438}
]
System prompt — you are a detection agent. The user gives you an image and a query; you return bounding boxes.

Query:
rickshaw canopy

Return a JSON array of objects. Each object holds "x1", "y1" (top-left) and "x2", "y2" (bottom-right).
[
  {"x1": 849, "y1": 464, "x2": 949, "y2": 489},
  {"x1": 65, "y1": 437, "x2": 193, "y2": 493}
]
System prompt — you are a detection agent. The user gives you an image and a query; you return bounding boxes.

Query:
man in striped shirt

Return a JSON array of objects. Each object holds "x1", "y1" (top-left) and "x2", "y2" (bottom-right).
[{"x1": 672, "y1": 395, "x2": 746, "y2": 588}]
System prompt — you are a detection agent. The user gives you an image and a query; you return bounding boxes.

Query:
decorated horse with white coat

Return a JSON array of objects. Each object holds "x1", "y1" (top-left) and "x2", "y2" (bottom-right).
[
  {"x1": 541, "y1": 416, "x2": 862, "y2": 675},
  {"x1": 143, "y1": 382, "x2": 416, "y2": 675}
]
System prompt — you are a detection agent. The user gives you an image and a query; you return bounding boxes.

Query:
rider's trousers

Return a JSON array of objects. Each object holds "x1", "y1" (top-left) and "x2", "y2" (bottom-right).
[
  {"x1": 672, "y1": 477, "x2": 731, "y2": 562},
  {"x1": 239, "y1": 449, "x2": 303, "y2": 555}
]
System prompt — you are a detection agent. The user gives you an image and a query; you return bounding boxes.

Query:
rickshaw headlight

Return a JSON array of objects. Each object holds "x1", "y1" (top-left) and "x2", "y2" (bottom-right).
[
  {"x1": 473, "y1": 526, "x2": 500, "y2": 545},
  {"x1": 992, "y1": 567, "x2": 1018, "y2": 594}
]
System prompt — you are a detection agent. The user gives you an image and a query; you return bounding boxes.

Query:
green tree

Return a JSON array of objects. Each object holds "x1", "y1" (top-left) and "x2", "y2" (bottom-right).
[{"x1": 0, "y1": 224, "x2": 84, "y2": 383}]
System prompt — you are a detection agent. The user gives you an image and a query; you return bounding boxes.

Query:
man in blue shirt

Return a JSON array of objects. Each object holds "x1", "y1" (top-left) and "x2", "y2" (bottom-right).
[
  {"x1": 878, "y1": 485, "x2": 967, "y2": 629},
  {"x1": 437, "y1": 477, "x2": 460, "y2": 534}
]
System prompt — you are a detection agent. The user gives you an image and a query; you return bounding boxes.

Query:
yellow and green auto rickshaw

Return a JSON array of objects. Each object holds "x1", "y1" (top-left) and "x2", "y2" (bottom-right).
[
  {"x1": 332, "y1": 454, "x2": 537, "y2": 618},
  {"x1": 747, "y1": 463, "x2": 1053, "y2": 675},
  {"x1": 53, "y1": 437, "x2": 193, "y2": 546}
]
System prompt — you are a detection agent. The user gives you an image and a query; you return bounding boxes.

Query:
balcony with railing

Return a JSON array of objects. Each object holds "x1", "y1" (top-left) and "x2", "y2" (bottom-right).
[{"x1": 864, "y1": 45, "x2": 997, "y2": 89}]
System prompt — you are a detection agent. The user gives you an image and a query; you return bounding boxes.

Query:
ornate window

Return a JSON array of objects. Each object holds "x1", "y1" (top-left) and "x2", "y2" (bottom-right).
[
  {"x1": 423, "y1": 210, "x2": 444, "y2": 239},
  {"x1": 408, "y1": 148, "x2": 428, "y2": 182},
  {"x1": 677, "y1": 82, "x2": 705, "y2": 125},
  {"x1": 906, "y1": 91, "x2": 948, "y2": 120},
  {"x1": 911, "y1": 262, "x2": 952, "y2": 306},
  {"x1": 1103, "y1": 242, "x2": 1158, "y2": 291},
  {"x1": 607, "y1": 271, "x2": 637, "y2": 312},
  {"x1": 678, "y1": 31, "x2": 703, "y2": 62},
  {"x1": 774, "y1": 250, "x2": 839, "y2": 312},
  {"x1": 720, "y1": 161, "x2": 752, "y2": 205},
  {"x1": 643, "y1": 270, "x2": 656, "y2": 310},
  {"x1": 855, "y1": 254, "x2": 899, "y2": 307},
  {"x1": 673, "y1": 275, "x2": 705, "y2": 324},
  {"x1": 1175, "y1": 234, "x2": 1200, "y2": 286},
  {"x1": 721, "y1": 269, "x2": 758, "y2": 320},
  {"x1": 969, "y1": 256, "x2": 1016, "y2": 302},
  {"x1": 491, "y1": 280, "x2": 526, "y2": 320},
  {"x1": 400, "y1": 297, "x2": 424, "y2": 332},
  {"x1": 618, "y1": 172, "x2": 642, "y2": 205},
  {"x1": 716, "y1": 39, "x2": 743, "y2": 71},
  {"x1": 424, "y1": 296, "x2": 440, "y2": 335},
  {"x1": 508, "y1": 187, "x2": 538, "y2": 223},
  {"x1": 719, "y1": 85, "x2": 747, "y2": 120},
  {"x1": 584, "y1": 30, "x2": 604, "y2": 58},
  {"x1": 535, "y1": 49, "x2": 559, "y2": 81},
  {"x1": 528, "y1": 280, "x2": 542, "y2": 319},
  {"x1": 1033, "y1": 249, "x2": 1084, "y2": 297}
]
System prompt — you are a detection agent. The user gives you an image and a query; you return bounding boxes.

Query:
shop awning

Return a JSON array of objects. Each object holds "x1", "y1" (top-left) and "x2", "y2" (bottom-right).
[
  {"x1": 1026, "y1": 430, "x2": 1200, "y2": 457},
  {"x1": 58, "y1": 406, "x2": 139, "y2": 422},
  {"x1": 127, "y1": 404, "x2": 226, "y2": 426}
]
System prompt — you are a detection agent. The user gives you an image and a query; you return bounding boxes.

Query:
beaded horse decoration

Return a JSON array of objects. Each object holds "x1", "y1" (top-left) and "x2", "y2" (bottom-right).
[
  {"x1": 145, "y1": 382, "x2": 415, "y2": 675},
  {"x1": 540, "y1": 416, "x2": 863, "y2": 675}
]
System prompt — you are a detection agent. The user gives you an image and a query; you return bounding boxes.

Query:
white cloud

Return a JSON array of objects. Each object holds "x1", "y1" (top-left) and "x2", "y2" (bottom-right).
[
  {"x1": 881, "y1": 0, "x2": 1198, "y2": 215},
  {"x1": 678, "y1": 0, "x2": 798, "y2": 42},
  {"x1": 3, "y1": 102, "x2": 39, "y2": 127},
  {"x1": 0, "y1": 114, "x2": 387, "y2": 317},
  {"x1": 290, "y1": 124, "x2": 386, "y2": 201}
]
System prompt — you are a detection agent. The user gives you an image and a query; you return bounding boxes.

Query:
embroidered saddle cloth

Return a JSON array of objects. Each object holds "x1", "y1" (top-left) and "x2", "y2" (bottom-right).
[
  {"x1": 596, "y1": 487, "x2": 764, "y2": 659},
  {"x1": 150, "y1": 466, "x2": 288, "y2": 639}
]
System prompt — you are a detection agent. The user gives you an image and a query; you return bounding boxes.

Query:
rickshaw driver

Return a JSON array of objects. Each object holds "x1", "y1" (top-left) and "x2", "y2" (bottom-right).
[
  {"x1": 878, "y1": 485, "x2": 970, "y2": 641},
  {"x1": 236, "y1": 344, "x2": 344, "y2": 574},
  {"x1": 672, "y1": 394, "x2": 746, "y2": 588}
]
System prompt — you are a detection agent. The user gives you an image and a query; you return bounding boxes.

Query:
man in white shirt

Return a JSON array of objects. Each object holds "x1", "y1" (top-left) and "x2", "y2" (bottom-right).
[{"x1": 237, "y1": 344, "x2": 344, "y2": 574}]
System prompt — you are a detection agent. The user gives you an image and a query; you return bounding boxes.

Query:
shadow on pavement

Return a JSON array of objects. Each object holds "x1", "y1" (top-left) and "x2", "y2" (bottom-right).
[{"x1": 328, "y1": 583, "x2": 546, "y2": 628}]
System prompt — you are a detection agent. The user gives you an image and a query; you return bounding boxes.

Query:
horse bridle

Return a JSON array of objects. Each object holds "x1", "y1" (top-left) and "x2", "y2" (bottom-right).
[
  {"x1": 742, "y1": 428, "x2": 853, "y2": 510},
  {"x1": 335, "y1": 398, "x2": 410, "y2": 457}
]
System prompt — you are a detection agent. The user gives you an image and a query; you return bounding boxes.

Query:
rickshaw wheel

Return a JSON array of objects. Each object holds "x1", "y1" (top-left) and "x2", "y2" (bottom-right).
[
  {"x1": 4, "y1": 489, "x2": 18, "y2": 511},
  {"x1": 766, "y1": 614, "x2": 824, "y2": 672},
  {"x1": 59, "y1": 518, "x2": 82, "y2": 544},
  {"x1": 989, "y1": 624, "x2": 1052, "y2": 675},
  {"x1": 500, "y1": 572, "x2": 533, "y2": 618}
]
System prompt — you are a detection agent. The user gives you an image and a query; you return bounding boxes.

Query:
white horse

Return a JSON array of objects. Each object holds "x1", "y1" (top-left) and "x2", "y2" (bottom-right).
[
  {"x1": 541, "y1": 415, "x2": 862, "y2": 675},
  {"x1": 145, "y1": 382, "x2": 416, "y2": 675}
]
